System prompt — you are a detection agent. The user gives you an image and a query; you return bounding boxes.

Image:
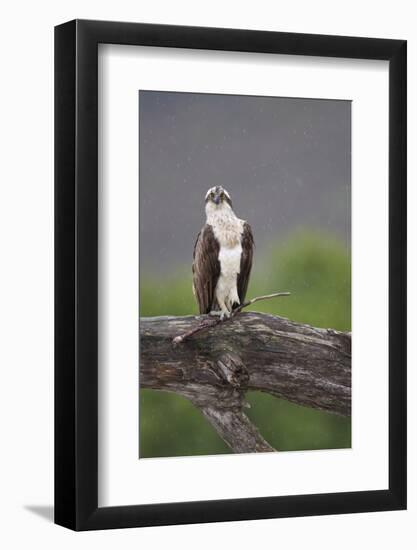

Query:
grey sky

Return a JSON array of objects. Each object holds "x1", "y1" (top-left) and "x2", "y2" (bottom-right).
[{"x1": 139, "y1": 91, "x2": 351, "y2": 273}]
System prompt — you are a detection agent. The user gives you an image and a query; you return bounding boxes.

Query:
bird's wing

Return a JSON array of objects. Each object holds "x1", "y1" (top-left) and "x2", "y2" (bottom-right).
[
  {"x1": 192, "y1": 224, "x2": 221, "y2": 314},
  {"x1": 237, "y1": 222, "x2": 254, "y2": 305}
]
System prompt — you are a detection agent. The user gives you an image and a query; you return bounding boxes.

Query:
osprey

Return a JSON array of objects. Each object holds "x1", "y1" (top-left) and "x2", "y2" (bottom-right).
[{"x1": 192, "y1": 186, "x2": 254, "y2": 319}]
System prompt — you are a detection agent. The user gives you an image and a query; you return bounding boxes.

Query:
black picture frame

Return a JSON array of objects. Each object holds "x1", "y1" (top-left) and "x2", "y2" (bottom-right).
[{"x1": 55, "y1": 19, "x2": 407, "y2": 531}]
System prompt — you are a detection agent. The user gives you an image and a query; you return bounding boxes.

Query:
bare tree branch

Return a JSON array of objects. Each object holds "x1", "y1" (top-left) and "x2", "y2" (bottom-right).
[
  {"x1": 140, "y1": 312, "x2": 351, "y2": 453},
  {"x1": 172, "y1": 291, "x2": 290, "y2": 345},
  {"x1": 200, "y1": 406, "x2": 275, "y2": 453}
]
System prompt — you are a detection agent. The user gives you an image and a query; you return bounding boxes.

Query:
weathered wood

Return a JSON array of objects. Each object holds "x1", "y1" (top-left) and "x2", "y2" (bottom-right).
[
  {"x1": 200, "y1": 406, "x2": 275, "y2": 453},
  {"x1": 140, "y1": 312, "x2": 351, "y2": 453}
]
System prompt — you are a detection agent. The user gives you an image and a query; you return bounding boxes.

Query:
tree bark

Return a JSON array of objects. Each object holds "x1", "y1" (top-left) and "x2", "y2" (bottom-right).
[{"x1": 140, "y1": 312, "x2": 351, "y2": 453}]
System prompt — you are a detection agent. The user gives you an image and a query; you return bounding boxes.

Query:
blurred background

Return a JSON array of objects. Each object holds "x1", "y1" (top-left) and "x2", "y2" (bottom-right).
[{"x1": 139, "y1": 91, "x2": 351, "y2": 458}]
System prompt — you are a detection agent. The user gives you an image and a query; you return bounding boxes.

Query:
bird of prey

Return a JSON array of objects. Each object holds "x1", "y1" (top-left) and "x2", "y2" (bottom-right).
[{"x1": 192, "y1": 186, "x2": 254, "y2": 319}]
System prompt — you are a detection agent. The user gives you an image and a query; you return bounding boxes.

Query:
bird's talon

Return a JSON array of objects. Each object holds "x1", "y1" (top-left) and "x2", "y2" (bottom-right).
[{"x1": 209, "y1": 310, "x2": 221, "y2": 317}]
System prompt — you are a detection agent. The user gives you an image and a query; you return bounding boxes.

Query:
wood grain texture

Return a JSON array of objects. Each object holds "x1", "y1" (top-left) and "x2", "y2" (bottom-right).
[{"x1": 140, "y1": 312, "x2": 351, "y2": 453}]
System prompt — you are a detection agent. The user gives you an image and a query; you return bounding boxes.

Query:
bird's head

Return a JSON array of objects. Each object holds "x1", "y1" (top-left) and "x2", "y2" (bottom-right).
[{"x1": 204, "y1": 186, "x2": 233, "y2": 214}]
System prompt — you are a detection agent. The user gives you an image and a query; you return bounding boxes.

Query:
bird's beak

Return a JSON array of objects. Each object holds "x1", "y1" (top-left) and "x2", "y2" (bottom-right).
[{"x1": 213, "y1": 194, "x2": 221, "y2": 205}]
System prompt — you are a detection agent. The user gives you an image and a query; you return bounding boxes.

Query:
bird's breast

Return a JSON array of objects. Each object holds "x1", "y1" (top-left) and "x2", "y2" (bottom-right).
[
  {"x1": 209, "y1": 214, "x2": 244, "y2": 279},
  {"x1": 218, "y1": 244, "x2": 242, "y2": 279},
  {"x1": 211, "y1": 216, "x2": 244, "y2": 248}
]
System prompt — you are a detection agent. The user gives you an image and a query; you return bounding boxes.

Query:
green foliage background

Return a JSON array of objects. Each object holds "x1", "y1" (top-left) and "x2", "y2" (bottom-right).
[{"x1": 140, "y1": 232, "x2": 351, "y2": 458}]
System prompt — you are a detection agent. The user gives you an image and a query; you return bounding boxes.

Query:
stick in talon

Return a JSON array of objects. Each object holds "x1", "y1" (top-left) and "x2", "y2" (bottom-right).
[{"x1": 172, "y1": 291, "x2": 290, "y2": 344}]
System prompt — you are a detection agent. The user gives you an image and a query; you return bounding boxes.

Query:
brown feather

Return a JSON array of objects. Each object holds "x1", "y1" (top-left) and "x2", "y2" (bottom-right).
[
  {"x1": 192, "y1": 225, "x2": 221, "y2": 314},
  {"x1": 237, "y1": 222, "x2": 254, "y2": 306}
]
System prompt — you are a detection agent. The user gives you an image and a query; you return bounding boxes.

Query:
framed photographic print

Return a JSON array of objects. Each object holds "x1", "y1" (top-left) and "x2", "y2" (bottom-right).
[{"x1": 55, "y1": 19, "x2": 406, "y2": 530}]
